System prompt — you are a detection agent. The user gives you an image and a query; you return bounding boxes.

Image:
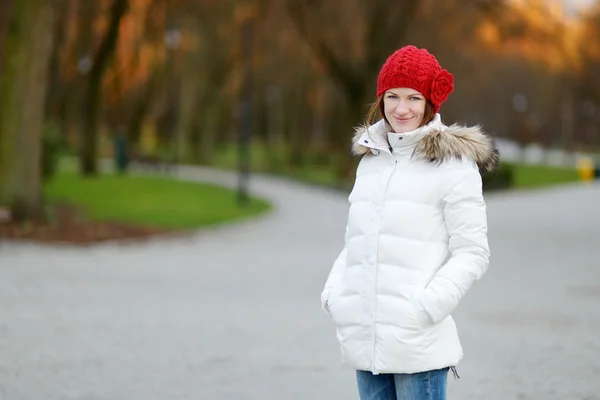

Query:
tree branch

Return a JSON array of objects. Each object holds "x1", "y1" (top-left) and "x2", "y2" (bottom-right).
[
  {"x1": 364, "y1": 1, "x2": 420, "y2": 80},
  {"x1": 285, "y1": 0, "x2": 359, "y2": 93},
  {"x1": 90, "y1": 0, "x2": 128, "y2": 80}
]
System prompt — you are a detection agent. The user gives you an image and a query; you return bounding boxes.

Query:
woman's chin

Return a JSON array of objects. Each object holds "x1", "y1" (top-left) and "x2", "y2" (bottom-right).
[{"x1": 392, "y1": 123, "x2": 417, "y2": 133}]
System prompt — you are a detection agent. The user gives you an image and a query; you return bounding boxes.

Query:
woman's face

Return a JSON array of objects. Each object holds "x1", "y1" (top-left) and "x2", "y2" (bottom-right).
[{"x1": 383, "y1": 88, "x2": 426, "y2": 133}]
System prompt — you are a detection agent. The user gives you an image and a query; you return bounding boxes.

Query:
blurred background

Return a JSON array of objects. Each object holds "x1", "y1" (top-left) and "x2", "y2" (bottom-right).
[
  {"x1": 2, "y1": 2, "x2": 600, "y2": 399},
  {"x1": 1, "y1": 0, "x2": 600, "y2": 239}
]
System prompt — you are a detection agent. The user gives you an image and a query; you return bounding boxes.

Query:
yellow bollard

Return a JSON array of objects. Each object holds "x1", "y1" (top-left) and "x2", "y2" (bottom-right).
[{"x1": 577, "y1": 157, "x2": 595, "y2": 182}]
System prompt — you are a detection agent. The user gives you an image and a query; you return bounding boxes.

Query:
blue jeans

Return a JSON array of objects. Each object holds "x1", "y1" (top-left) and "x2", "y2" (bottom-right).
[{"x1": 356, "y1": 368, "x2": 448, "y2": 400}]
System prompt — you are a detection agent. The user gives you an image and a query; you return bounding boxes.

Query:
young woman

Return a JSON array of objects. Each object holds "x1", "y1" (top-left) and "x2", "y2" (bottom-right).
[{"x1": 320, "y1": 45, "x2": 499, "y2": 400}]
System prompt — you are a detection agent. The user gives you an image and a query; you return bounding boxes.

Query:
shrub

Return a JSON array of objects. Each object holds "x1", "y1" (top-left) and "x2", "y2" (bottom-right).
[{"x1": 482, "y1": 163, "x2": 514, "y2": 192}]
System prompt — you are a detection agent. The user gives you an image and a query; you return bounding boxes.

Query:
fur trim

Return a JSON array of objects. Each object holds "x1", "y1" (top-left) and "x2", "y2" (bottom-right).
[
  {"x1": 415, "y1": 124, "x2": 499, "y2": 174},
  {"x1": 352, "y1": 123, "x2": 499, "y2": 174},
  {"x1": 351, "y1": 124, "x2": 373, "y2": 157}
]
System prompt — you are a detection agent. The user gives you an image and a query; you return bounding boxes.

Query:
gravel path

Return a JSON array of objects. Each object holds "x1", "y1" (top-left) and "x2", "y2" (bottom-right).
[{"x1": 1, "y1": 167, "x2": 599, "y2": 399}]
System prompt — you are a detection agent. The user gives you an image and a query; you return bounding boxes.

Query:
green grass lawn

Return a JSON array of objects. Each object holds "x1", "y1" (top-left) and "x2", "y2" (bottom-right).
[
  {"x1": 44, "y1": 172, "x2": 271, "y2": 229},
  {"x1": 510, "y1": 163, "x2": 581, "y2": 189}
]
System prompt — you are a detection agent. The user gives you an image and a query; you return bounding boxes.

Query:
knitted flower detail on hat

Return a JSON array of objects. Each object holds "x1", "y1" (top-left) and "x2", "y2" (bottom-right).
[{"x1": 430, "y1": 69, "x2": 454, "y2": 109}]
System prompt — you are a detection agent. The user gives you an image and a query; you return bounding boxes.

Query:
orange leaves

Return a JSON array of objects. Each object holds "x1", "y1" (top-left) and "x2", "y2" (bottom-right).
[
  {"x1": 578, "y1": 4, "x2": 600, "y2": 63},
  {"x1": 476, "y1": 0, "x2": 584, "y2": 74}
]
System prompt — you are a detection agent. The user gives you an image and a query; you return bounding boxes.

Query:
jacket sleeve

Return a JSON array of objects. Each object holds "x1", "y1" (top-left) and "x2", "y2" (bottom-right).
[
  {"x1": 320, "y1": 229, "x2": 348, "y2": 314},
  {"x1": 419, "y1": 165, "x2": 490, "y2": 324}
]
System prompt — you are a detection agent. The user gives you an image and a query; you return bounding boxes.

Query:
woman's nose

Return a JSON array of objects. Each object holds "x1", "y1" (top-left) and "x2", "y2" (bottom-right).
[{"x1": 395, "y1": 100, "x2": 409, "y2": 114}]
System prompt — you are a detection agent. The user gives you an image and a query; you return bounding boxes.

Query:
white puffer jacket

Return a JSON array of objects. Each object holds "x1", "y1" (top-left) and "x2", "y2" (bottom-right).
[{"x1": 321, "y1": 114, "x2": 498, "y2": 375}]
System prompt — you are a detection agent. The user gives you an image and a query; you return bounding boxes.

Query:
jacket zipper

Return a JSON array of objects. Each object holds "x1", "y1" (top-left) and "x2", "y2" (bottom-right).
[{"x1": 372, "y1": 145, "x2": 397, "y2": 373}]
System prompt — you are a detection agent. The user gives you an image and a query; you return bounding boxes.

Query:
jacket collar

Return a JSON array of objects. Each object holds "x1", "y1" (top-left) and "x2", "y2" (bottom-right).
[{"x1": 352, "y1": 114, "x2": 499, "y2": 174}]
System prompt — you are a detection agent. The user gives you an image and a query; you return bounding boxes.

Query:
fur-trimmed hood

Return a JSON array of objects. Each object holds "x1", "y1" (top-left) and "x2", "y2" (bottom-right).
[{"x1": 352, "y1": 115, "x2": 499, "y2": 174}]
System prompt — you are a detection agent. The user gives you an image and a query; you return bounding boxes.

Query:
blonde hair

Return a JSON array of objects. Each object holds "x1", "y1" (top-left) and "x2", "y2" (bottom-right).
[{"x1": 364, "y1": 94, "x2": 436, "y2": 131}]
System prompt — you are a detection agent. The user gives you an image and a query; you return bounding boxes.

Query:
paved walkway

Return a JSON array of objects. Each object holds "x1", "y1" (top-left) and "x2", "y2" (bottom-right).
[{"x1": 1, "y1": 166, "x2": 599, "y2": 400}]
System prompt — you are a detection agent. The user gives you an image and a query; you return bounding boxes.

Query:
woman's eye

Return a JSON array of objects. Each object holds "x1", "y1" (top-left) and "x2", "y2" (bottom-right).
[{"x1": 410, "y1": 97, "x2": 422, "y2": 101}]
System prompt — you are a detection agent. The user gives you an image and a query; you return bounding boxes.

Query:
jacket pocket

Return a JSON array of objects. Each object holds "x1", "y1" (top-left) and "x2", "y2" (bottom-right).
[
  {"x1": 327, "y1": 284, "x2": 360, "y2": 327},
  {"x1": 410, "y1": 290, "x2": 434, "y2": 328}
]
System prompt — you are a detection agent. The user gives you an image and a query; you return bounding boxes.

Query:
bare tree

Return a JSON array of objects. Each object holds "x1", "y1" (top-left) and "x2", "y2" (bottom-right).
[
  {"x1": 285, "y1": 0, "x2": 506, "y2": 178},
  {"x1": 285, "y1": 0, "x2": 420, "y2": 176},
  {"x1": 79, "y1": 0, "x2": 129, "y2": 176}
]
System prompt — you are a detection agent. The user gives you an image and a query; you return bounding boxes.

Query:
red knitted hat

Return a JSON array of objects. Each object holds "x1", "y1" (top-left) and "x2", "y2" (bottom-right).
[{"x1": 376, "y1": 45, "x2": 454, "y2": 113}]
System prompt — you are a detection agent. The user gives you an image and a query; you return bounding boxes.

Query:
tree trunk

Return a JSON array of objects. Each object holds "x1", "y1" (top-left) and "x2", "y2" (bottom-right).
[
  {"x1": 175, "y1": 19, "x2": 201, "y2": 164},
  {"x1": 44, "y1": 0, "x2": 68, "y2": 121},
  {"x1": 80, "y1": 0, "x2": 128, "y2": 176},
  {"x1": 334, "y1": 88, "x2": 367, "y2": 184},
  {"x1": 310, "y1": 83, "x2": 328, "y2": 165},
  {"x1": 0, "y1": 0, "x2": 13, "y2": 75},
  {"x1": 12, "y1": 1, "x2": 56, "y2": 220},
  {"x1": 288, "y1": 89, "x2": 304, "y2": 168},
  {"x1": 0, "y1": 0, "x2": 21, "y2": 206},
  {"x1": 264, "y1": 85, "x2": 285, "y2": 171},
  {"x1": 62, "y1": 0, "x2": 96, "y2": 157},
  {"x1": 196, "y1": 100, "x2": 219, "y2": 165},
  {"x1": 129, "y1": 80, "x2": 156, "y2": 150},
  {"x1": 0, "y1": 0, "x2": 57, "y2": 220}
]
